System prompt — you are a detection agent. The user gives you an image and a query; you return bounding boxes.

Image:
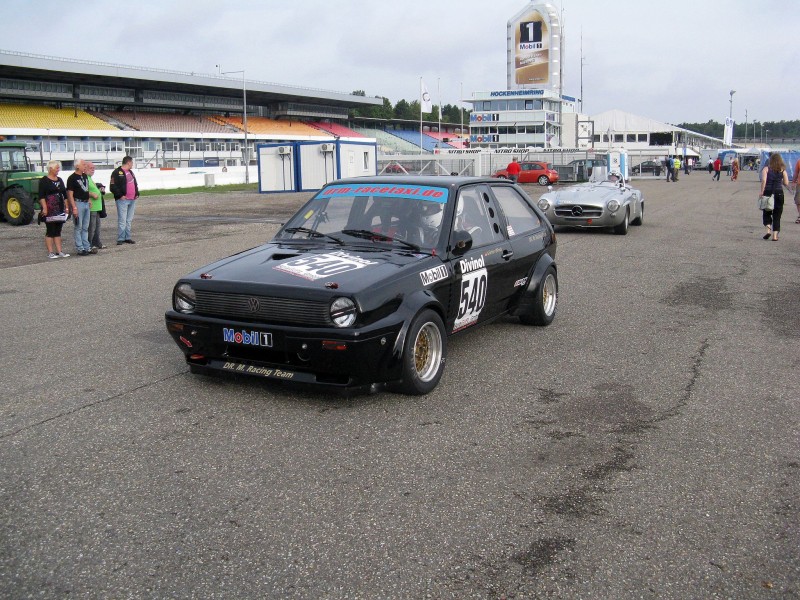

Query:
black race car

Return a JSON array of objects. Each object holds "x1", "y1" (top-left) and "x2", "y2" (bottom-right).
[{"x1": 165, "y1": 176, "x2": 558, "y2": 395}]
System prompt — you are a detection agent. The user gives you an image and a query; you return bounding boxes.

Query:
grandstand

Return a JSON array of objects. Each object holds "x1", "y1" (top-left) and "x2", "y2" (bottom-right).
[
  {"x1": 100, "y1": 111, "x2": 234, "y2": 133},
  {"x1": 425, "y1": 130, "x2": 467, "y2": 149},
  {"x1": 350, "y1": 126, "x2": 422, "y2": 154},
  {"x1": 309, "y1": 121, "x2": 364, "y2": 138},
  {"x1": 0, "y1": 49, "x2": 469, "y2": 170},
  {"x1": 0, "y1": 103, "x2": 117, "y2": 130},
  {"x1": 214, "y1": 116, "x2": 324, "y2": 137},
  {"x1": 385, "y1": 130, "x2": 438, "y2": 152}
]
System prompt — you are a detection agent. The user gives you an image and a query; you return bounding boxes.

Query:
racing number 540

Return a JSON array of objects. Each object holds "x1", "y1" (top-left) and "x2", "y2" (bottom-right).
[{"x1": 457, "y1": 270, "x2": 487, "y2": 320}]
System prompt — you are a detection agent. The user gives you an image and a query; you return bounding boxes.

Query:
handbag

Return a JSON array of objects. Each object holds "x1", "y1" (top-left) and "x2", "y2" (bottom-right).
[
  {"x1": 757, "y1": 195, "x2": 774, "y2": 211},
  {"x1": 43, "y1": 192, "x2": 69, "y2": 222},
  {"x1": 99, "y1": 198, "x2": 107, "y2": 219}
]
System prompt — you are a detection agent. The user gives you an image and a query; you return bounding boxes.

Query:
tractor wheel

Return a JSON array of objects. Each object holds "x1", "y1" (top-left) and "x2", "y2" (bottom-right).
[{"x1": 1, "y1": 188, "x2": 35, "y2": 226}]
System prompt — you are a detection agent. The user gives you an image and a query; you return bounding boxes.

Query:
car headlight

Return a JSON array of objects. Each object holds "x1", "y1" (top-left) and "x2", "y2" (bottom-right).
[
  {"x1": 538, "y1": 198, "x2": 551, "y2": 211},
  {"x1": 330, "y1": 297, "x2": 357, "y2": 327},
  {"x1": 174, "y1": 283, "x2": 196, "y2": 314},
  {"x1": 607, "y1": 199, "x2": 620, "y2": 213}
]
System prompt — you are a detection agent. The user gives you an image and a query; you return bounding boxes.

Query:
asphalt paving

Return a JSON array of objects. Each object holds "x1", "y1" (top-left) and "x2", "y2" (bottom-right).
[{"x1": 1, "y1": 170, "x2": 798, "y2": 598}]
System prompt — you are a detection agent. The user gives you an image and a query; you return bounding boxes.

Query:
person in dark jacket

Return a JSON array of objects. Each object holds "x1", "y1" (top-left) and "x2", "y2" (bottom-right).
[
  {"x1": 760, "y1": 153, "x2": 789, "y2": 241},
  {"x1": 110, "y1": 155, "x2": 139, "y2": 245}
]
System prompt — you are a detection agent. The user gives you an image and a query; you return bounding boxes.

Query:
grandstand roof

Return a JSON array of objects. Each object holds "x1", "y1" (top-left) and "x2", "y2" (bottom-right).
[{"x1": 0, "y1": 49, "x2": 381, "y2": 109}]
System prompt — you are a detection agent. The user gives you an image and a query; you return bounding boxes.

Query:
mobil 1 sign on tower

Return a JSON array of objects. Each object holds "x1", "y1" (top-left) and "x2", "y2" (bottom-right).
[
  {"x1": 507, "y1": 2, "x2": 561, "y2": 91},
  {"x1": 166, "y1": 176, "x2": 559, "y2": 395}
]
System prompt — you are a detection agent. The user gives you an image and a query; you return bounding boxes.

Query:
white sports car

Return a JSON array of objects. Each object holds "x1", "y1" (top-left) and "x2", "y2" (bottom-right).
[{"x1": 536, "y1": 171, "x2": 644, "y2": 235}]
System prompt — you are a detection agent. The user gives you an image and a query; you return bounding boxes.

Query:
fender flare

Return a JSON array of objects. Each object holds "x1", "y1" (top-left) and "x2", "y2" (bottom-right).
[
  {"x1": 511, "y1": 253, "x2": 557, "y2": 316},
  {"x1": 389, "y1": 289, "x2": 447, "y2": 361}
]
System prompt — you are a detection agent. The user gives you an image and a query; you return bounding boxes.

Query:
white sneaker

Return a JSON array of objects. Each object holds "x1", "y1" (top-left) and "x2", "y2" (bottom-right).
[
  {"x1": 48, "y1": 253, "x2": 59, "y2": 259},
  {"x1": 57, "y1": 252, "x2": 70, "y2": 258}
]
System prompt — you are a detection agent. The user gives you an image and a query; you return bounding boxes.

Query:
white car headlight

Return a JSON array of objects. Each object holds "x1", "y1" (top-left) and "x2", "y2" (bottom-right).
[
  {"x1": 330, "y1": 297, "x2": 357, "y2": 327},
  {"x1": 538, "y1": 198, "x2": 551, "y2": 211},
  {"x1": 607, "y1": 199, "x2": 620, "y2": 213},
  {"x1": 174, "y1": 283, "x2": 196, "y2": 314}
]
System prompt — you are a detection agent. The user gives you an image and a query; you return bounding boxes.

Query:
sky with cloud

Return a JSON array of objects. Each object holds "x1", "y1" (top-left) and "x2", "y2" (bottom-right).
[{"x1": 5, "y1": 0, "x2": 796, "y2": 125}]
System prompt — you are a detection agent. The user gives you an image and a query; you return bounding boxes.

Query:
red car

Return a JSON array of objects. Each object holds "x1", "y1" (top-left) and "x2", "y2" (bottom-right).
[{"x1": 493, "y1": 161, "x2": 559, "y2": 186}]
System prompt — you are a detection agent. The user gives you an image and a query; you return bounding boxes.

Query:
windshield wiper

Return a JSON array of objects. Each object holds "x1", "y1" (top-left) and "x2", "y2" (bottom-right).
[
  {"x1": 283, "y1": 226, "x2": 343, "y2": 245},
  {"x1": 341, "y1": 229, "x2": 421, "y2": 253}
]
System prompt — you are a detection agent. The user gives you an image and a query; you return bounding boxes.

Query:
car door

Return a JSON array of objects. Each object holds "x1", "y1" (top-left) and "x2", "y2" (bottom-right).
[
  {"x1": 447, "y1": 184, "x2": 515, "y2": 333},
  {"x1": 518, "y1": 163, "x2": 536, "y2": 184},
  {"x1": 488, "y1": 183, "x2": 551, "y2": 308}
]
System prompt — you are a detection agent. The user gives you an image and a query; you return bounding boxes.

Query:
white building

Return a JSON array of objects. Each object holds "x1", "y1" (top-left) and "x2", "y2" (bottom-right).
[{"x1": 465, "y1": 89, "x2": 576, "y2": 149}]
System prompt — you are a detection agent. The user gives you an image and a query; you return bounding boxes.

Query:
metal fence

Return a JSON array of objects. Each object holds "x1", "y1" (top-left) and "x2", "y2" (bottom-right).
[{"x1": 376, "y1": 149, "x2": 710, "y2": 182}]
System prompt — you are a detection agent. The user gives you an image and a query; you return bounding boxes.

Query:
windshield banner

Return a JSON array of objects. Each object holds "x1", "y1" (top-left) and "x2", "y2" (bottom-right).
[{"x1": 319, "y1": 183, "x2": 448, "y2": 204}]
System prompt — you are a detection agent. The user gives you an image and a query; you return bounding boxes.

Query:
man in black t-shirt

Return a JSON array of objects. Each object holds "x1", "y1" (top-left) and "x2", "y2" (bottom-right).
[{"x1": 66, "y1": 159, "x2": 96, "y2": 256}]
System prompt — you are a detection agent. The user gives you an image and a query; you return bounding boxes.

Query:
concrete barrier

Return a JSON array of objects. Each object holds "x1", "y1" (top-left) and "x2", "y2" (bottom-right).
[{"x1": 94, "y1": 166, "x2": 249, "y2": 191}]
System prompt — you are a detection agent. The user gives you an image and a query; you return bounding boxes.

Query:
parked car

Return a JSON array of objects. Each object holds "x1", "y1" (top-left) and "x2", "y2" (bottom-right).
[
  {"x1": 493, "y1": 161, "x2": 559, "y2": 185},
  {"x1": 165, "y1": 176, "x2": 558, "y2": 395},
  {"x1": 566, "y1": 158, "x2": 607, "y2": 180},
  {"x1": 631, "y1": 160, "x2": 663, "y2": 176},
  {"x1": 536, "y1": 171, "x2": 644, "y2": 235}
]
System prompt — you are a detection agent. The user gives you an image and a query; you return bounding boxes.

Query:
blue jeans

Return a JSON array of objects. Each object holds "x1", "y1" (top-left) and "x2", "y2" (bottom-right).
[
  {"x1": 116, "y1": 199, "x2": 136, "y2": 241},
  {"x1": 73, "y1": 201, "x2": 91, "y2": 252}
]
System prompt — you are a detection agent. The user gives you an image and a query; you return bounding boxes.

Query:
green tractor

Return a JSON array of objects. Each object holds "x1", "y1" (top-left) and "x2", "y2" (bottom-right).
[{"x1": 0, "y1": 141, "x2": 45, "y2": 226}]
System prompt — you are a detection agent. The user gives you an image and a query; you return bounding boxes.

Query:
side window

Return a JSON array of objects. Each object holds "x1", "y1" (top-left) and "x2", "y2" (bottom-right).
[
  {"x1": 454, "y1": 188, "x2": 502, "y2": 247},
  {"x1": 491, "y1": 186, "x2": 542, "y2": 237}
]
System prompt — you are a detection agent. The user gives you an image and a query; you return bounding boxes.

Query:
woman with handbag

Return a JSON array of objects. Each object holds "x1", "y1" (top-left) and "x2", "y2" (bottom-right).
[
  {"x1": 760, "y1": 153, "x2": 789, "y2": 241},
  {"x1": 38, "y1": 160, "x2": 70, "y2": 259}
]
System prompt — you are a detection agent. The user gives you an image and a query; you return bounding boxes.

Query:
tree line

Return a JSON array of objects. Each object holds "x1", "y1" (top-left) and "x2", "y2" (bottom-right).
[
  {"x1": 677, "y1": 119, "x2": 800, "y2": 140},
  {"x1": 349, "y1": 91, "x2": 799, "y2": 139},
  {"x1": 349, "y1": 91, "x2": 467, "y2": 124}
]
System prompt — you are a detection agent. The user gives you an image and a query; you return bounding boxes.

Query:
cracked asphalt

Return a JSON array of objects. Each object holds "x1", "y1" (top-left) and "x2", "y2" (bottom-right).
[{"x1": 1, "y1": 171, "x2": 798, "y2": 598}]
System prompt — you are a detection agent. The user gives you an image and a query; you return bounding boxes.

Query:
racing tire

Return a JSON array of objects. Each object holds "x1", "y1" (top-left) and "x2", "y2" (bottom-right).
[
  {"x1": 631, "y1": 202, "x2": 644, "y2": 226},
  {"x1": 538, "y1": 175, "x2": 550, "y2": 186},
  {"x1": 1, "y1": 187, "x2": 35, "y2": 226},
  {"x1": 520, "y1": 267, "x2": 558, "y2": 326},
  {"x1": 612, "y1": 209, "x2": 629, "y2": 235},
  {"x1": 398, "y1": 309, "x2": 447, "y2": 395}
]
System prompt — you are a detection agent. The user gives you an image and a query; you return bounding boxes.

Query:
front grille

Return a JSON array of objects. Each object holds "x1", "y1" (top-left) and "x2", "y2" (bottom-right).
[
  {"x1": 195, "y1": 290, "x2": 330, "y2": 326},
  {"x1": 554, "y1": 204, "x2": 604, "y2": 218}
]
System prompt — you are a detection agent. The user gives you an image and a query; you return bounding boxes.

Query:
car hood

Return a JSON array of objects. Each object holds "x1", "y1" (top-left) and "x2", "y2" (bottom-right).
[
  {"x1": 544, "y1": 182, "x2": 628, "y2": 206},
  {"x1": 185, "y1": 242, "x2": 437, "y2": 298}
]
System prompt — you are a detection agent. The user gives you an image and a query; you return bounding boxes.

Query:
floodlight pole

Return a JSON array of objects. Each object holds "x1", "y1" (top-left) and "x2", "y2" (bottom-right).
[{"x1": 222, "y1": 69, "x2": 249, "y2": 183}]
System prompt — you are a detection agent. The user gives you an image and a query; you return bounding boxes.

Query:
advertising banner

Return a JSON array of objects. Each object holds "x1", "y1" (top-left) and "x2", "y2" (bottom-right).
[{"x1": 507, "y1": 3, "x2": 559, "y2": 90}]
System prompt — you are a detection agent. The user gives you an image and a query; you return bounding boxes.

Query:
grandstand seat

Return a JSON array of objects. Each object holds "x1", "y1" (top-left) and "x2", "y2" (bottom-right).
[
  {"x1": 309, "y1": 122, "x2": 364, "y2": 138},
  {"x1": 101, "y1": 111, "x2": 233, "y2": 133},
  {"x1": 0, "y1": 104, "x2": 117, "y2": 130},
  {"x1": 217, "y1": 116, "x2": 325, "y2": 136},
  {"x1": 351, "y1": 126, "x2": 422, "y2": 154},
  {"x1": 387, "y1": 130, "x2": 440, "y2": 152}
]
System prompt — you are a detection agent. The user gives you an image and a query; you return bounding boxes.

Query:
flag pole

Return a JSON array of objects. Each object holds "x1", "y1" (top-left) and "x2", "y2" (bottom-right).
[
  {"x1": 437, "y1": 77, "x2": 441, "y2": 150},
  {"x1": 419, "y1": 77, "x2": 423, "y2": 156}
]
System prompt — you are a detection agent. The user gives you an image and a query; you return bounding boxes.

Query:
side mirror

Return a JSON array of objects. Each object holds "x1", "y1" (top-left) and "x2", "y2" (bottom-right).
[
  {"x1": 547, "y1": 185, "x2": 553, "y2": 192},
  {"x1": 450, "y1": 230, "x2": 473, "y2": 256}
]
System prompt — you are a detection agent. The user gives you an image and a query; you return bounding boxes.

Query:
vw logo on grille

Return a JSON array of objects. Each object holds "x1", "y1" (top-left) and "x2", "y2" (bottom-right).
[
  {"x1": 571, "y1": 205, "x2": 584, "y2": 216},
  {"x1": 247, "y1": 297, "x2": 260, "y2": 313}
]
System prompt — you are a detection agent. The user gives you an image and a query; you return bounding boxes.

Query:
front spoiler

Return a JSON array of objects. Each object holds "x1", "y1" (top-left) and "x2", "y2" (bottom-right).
[{"x1": 165, "y1": 311, "x2": 404, "y2": 389}]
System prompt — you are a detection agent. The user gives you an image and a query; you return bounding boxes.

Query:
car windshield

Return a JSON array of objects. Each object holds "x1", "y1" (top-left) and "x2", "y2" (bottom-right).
[{"x1": 275, "y1": 183, "x2": 449, "y2": 251}]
